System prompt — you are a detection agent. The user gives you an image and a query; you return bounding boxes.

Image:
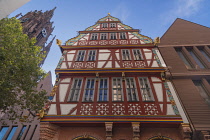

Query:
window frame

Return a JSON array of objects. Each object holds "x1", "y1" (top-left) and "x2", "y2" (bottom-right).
[
  {"x1": 120, "y1": 32, "x2": 126, "y2": 39},
  {"x1": 125, "y1": 77, "x2": 139, "y2": 101},
  {"x1": 110, "y1": 23, "x2": 116, "y2": 28},
  {"x1": 100, "y1": 33, "x2": 107, "y2": 40},
  {"x1": 110, "y1": 33, "x2": 117, "y2": 40},
  {"x1": 83, "y1": 78, "x2": 95, "y2": 102},
  {"x1": 122, "y1": 49, "x2": 131, "y2": 60},
  {"x1": 132, "y1": 49, "x2": 143, "y2": 60},
  {"x1": 175, "y1": 48, "x2": 193, "y2": 69},
  {"x1": 76, "y1": 50, "x2": 86, "y2": 61},
  {"x1": 138, "y1": 77, "x2": 154, "y2": 101},
  {"x1": 68, "y1": 78, "x2": 83, "y2": 102},
  {"x1": 102, "y1": 23, "x2": 108, "y2": 28},
  {"x1": 98, "y1": 78, "x2": 109, "y2": 101},
  {"x1": 91, "y1": 33, "x2": 98, "y2": 40},
  {"x1": 112, "y1": 77, "x2": 123, "y2": 101},
  {"x1": 87, "y1": 50, "x2": 96, "y2": 61}
]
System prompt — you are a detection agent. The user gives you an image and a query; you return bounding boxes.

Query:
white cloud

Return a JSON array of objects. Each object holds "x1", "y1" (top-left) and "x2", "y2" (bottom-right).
[
  {"x1": 112, "y1": 2, "x2": 130, "y2": 22},
  {"x1": 162, "y1": 0, "x2": 203, "y2": 25}
]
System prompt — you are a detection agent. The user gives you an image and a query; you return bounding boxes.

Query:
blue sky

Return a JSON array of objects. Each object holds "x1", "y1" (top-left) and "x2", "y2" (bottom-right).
[{"x1": 9, "y1": 0, "x2": 210, "y2": 83}]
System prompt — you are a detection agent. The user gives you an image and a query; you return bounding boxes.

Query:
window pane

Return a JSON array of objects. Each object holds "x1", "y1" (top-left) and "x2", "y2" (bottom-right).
[
  {"x1": 7, "y1": 126, "x2": 18, "y2": 140},
  {"x1": 175, "y1": 48, "x2": 193, "y2": 69},
  {"x1": 126, "y1": 78, "x2": 138, "y2": 101},
  {"x1": 139, "y1": 77, "x2": 154, "y2": 101},
  {"x1": 187, "y1": 48, "x2": 205, "y2": 68},
  {"x1": 0, "y1": 127, "x2": 9, "y2": 139},
  {"x1": 122, "y1": 50, "x2": 130, "y2": 60},
  {"x1": 99, "y1": 78, "x2": 108, "y2": 101},
  {"x1": 198, "y1": 48, "x2": 210, "y2": 62},
  {"x1": 87, "y1": 50, "x2": 96, "y2": 61},
  {"x1": 84, "y1": 79, "x2": 95, "y2": 101},
  {"x1": 133, "y1": 49, "x2": 143, "y2": 60},
  {"x1": 17, "y1": 126, "x2": 26, "y2": 140},
  {"x1": 112, "y1": 78, "x2": 123, "y2": 101},
  {"x1": 77, "y1": 50, "x2": 85, "y2": 61},
  {"x1": 68, "y1": 79, "x2": 82, "y2": 101}
]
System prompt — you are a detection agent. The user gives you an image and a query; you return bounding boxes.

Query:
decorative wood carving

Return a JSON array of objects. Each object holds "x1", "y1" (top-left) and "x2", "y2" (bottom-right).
[
  {"x1": 132, "y1": 122, "x2": 140, "y2": 140},
  {"x1": 105, "y1": 122, "x2": 113, "y2": 140},
  {"x1": 179, "y1": 123, "x2": 192, "y2": 140},
  {"x1": 40, "y1": 122, "x2": 60, "y2": 140}
]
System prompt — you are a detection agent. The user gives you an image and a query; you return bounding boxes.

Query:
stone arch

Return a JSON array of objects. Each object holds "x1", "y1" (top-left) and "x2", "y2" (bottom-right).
[
  {"x1": 148, "y1": 135, "x2": 173, "y2": 140},
  {"x1": 72, "y1": 134, "x2": 99, "y2": 140}
]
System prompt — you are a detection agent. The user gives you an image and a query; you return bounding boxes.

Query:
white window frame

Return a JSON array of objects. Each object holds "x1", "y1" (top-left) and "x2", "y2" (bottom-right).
[
  {"x1": 110, "y1": 33, "x2": 117, "y2": 40},
  {"x1": 122, "y1": 49, "x2": 131, "y2": 60},
  {"x1": 102, "y1": 23, "x2": 108, "y2": 28},
  {"x1": 98, "y1": 78, "x2": 109, "y2": 101},
  {"x1": 91, "y1": 33, "x2": 98, "y2": 40},
  {"x1": 125, "y1": 77, "x2": 139, "y2": 101},
  {"x1": 101, "y1": 33, "x2": 107, "y2": 40},
  {"x1": 68, "y1": 78, "x2": 83, "y2": 101},
  {"x1": 138, "y1": 77, "x2": 154, "y2": 101},
  {"x1": 87, "y1": 50, "x2": 96, "y2": 61},
  {"x1": 83, "y1": 78, "x2": 95, "y2": 102},
  {"x1": 76, "y1": 50, "x2": 86, "y2": 61},
  {"x1": 120, "y1": 32, "x2": 126, "y2": 39},
  {"x1": 133, "y1": 49, "x2": 143, "y2": 60},
  {"x1": 112, "y1": 78, "x2": 123, "y2": 101},
  {"x1": 110, "y1": 23, "x2": 116, "y2": 28}
]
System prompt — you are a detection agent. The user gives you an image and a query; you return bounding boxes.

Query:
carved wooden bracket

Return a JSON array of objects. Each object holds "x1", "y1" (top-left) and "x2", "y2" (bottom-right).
[
  {"x1": 199, "y1": 131, "x2": 210, "y2": 140},
  {"x1": 105, "y1": 122, "x2": 113, "y2": 140},
  {"x1": 179, "y1": 123, "x2": 192, "y2": 140},
  {"x1": 132, "y1": 122, "x2": 140, "y2": 140}
]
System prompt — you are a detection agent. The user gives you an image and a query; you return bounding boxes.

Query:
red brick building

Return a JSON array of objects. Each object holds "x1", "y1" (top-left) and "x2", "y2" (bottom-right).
[
  {"x1": 159, "y1": 18, "x2": 210, "y2": 140},
  {"x1": 40, "y1": 15, "x2": 190, "y2": 140}
]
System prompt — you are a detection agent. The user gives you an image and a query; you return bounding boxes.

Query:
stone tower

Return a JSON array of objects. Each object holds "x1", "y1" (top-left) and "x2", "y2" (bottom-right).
[{"x1": 16, "y1": 7, "x2": 56, "y2": 66}]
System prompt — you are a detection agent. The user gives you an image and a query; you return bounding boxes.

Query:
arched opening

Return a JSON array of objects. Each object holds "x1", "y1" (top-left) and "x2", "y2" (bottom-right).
[
  {"x1": 73, "y1": 135, "x2": 98, "y2": 140},
  {"x1": 148, "y1": 136, "x2": 173, "y2": 140}
]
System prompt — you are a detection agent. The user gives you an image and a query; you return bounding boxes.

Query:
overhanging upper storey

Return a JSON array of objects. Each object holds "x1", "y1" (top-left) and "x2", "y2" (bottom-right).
[{"x1": 64, "y1": 14, "x2": 153, "y2": 48}]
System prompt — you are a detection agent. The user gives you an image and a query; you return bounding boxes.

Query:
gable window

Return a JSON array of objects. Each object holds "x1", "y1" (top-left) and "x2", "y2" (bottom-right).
[
  {"x1": 126, "y1": 78, "x2": 138, "y2": 101},
  {"x1": 84, "y1": 78, "x2": 95, "y2": 101},
  {"x1": 110, "y1": 23, "x2": 116, "y2": 28},
  {"x1": 101, "y1": 33, "x2": 107, "y2": 40},
  {"x1": 139, "y1": 77, "x2": 154, "y2": 101},
  {"x1": 120, "y1": 32, "x2": 126, "y2": 39},
  {"x1": 187, "y1": 48, "x2": 206, "y2": 69},
  {"x1": 102, "y1": 23, "x2": 108, "y2": 28},
  {"x1": 98, "y1": 78, "x2": 108, "y2": 101},
  {"x1": 76, "y1": 50, "x2": 86, "y2": 61},
  {"x1": 87, "y1": 50, "x2": 96, "y2": 61},
  {"x1": 122, "y1": 49, "x2": 131, "y2": 60},
  {"x1": 110, "y1": 33, "x2": 117, "y2": 40},
  {"x1": 133, "y1": 49, "x2": 143, "y2": 60},
  {"x1": 68, "y1": 78, "x2": 82, "y2": 101},
  {"x1": 112, "y1": 78, "x2": 123, "y2": 101},
  {"x1": 91, "y1": 33, "x2": 98, "y2": 40}
]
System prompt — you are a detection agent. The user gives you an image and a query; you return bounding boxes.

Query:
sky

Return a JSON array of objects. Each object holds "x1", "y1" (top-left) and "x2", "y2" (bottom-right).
[{"x1": 9, "y1": 0, "x2": 210, "y2": 84}]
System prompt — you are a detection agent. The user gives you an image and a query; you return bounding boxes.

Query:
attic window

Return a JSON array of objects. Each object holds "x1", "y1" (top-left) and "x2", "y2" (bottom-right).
[{"x1": 102, "y1": 23, "x2": 108, "y2": 28}]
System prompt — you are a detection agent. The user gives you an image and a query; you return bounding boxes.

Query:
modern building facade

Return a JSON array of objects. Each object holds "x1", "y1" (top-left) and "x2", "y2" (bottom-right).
[
  {"x1": 0, "y1": 8, "x2": 55, "y2": 140},
  {"x1": 40, "y1": 14, "x2": 190, "y2": 140},
  {"x1": 159, "y1": 18, "x2": 210, "y2": 140}
]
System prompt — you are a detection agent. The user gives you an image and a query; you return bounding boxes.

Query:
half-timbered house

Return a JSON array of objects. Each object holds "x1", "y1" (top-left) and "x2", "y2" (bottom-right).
[{"x1": 40, "y1": 14, "x2": 191, "y2": 140}]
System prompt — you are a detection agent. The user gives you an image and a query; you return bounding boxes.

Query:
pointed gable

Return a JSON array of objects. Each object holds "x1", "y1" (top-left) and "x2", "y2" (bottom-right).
[
  {"x1": 65, "y1": 14, "x2": 153, "y2": 46},
  {"x1": 160, "y1": 18, "x2": 210, "y2": 45}
]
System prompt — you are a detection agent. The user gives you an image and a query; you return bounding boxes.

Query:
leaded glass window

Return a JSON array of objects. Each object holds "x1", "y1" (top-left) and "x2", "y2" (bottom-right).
[
  {"x1": 133, "y1": 49, "x2": 143, "y2": 60},
  {"x1": 68, "y1": 79, "x2": 82, "y2": 101},
  {"x1": 87, "y1": 50, "x2": 96, "y2": 61},
  {"x1": 139, "y1": 77, "x2": 154, "y2": 101},
  {"x1": 126, "y1": 78, "x2": 138, "y2": 101},
  {"x1": 98, "y1": 78, "x2": 108, "y2": 101},
  {"x1": 112, "y1": 78, "x2": 123, "y2": 101},
  {"x1": 76, "y1": 50, "x2": 86, "y2": 61},
  {"x1": 122, "y1": 49, "x2": 130, "y2": 60},
  {"x1": 84, "y1": 79, "x2": 95, "y2": 101}
]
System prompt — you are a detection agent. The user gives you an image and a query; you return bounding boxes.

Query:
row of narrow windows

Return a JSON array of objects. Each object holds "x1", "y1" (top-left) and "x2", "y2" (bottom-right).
[
  {"x1": 91, "y1": 32, "x2": 126, "y2": 40},
  {"x1": 175, "y1": 46, "x2": 210, "y2": 69},
  {"x1": 68, "y1": 77, "x2": 154, "y2": 102},
  {"x1": 101, "y1": 23, "x2": 116, "y2": 28},
  {"x1": 0, "y1": 125, "x2": 37, "y2": 140},
  {"x1": 76, "y1": 49, "x2": 143, "y2": 61}
]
